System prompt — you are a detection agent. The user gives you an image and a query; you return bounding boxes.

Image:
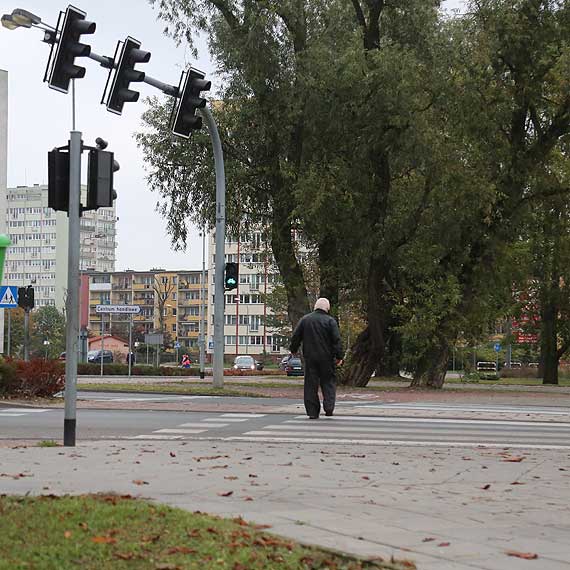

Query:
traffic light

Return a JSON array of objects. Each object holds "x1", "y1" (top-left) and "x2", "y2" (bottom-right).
[
  {"x1": 18, "y1": 286, "x2": 35, "y2": 311},
  {"x1": 105, "y1": 36, "x2": 150, "y2": 115},
  {"x1": 86, "y1": 142, "x2": 119, "y2": 210},
  {"x1": 46, "y1": 5, "x2": 95, "y2": 93},
  {"x1": 48, "y1": 148, "x2": 70, "y2": 212},
  {"x1": 224, "y1": 262, "x2": 238, "y2": 291},
  {"x1": 171, "y1": 68, "x2": 212, "y2": 137}
]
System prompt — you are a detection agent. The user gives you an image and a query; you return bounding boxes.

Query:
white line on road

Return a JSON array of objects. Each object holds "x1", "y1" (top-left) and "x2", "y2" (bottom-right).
[
  {"x1": 178, "y1": 423, "x2": 228, "y2": 428},
  {"x1": 225, "y1": 436, "x2": 570, "y2": 450},
  {"x1": 153, "y1": 428, "x2": 208, "y2": 434},
  {"x1": 356, "y1": 404, "x2": 570, "y2": 415},
  {"x1": 292, "y1": 416, "x2": 570, "y2": 428},
  {"x1": 220, "y1": 413, "x2": 266, "y2": 418},
  {"x1": 206, "y1": 418, "x2": 249, "y2": 423},
  {"x1": 0, "y1": 413, "x2": 25, "y2": 417},
  {"x1": 127, "y1": 434, "x2": 185, "y2": 440},
  {"x1": 0, "y1": 408, "x2": 51, "y2": 413}
]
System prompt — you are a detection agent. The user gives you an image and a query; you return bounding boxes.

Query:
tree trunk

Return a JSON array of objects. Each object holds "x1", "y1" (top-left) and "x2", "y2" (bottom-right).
[
  {"x1": 410, "y1": 337, "x2": 450, "y2": 389},
  {"x1": 318, "y1": 236, "x2": 339, "y2": 311},
  {"x1": 540, "y1": 299, "x2": 559, "y2": 385},
  {"x1": 376, "y1": 327, "x2": 402, "y2": 377},
  {"x1": 341, "y1": 258, "x2": 387, "y2": 386},
  {"x1": 270, "y1": 200, "x2": 310, "y2": 328}
]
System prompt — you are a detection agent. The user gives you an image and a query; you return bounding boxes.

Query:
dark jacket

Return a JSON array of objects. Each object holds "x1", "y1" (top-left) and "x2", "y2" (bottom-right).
[{"x1": 290, "y1": 309, "x2": 343, "y2": 362}]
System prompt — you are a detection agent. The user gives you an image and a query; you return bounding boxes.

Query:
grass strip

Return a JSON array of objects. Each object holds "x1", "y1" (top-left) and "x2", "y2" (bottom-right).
[
  {"x1": 77, "y1": 384, "x2": 269, "y2": 398},
  {"x1": 0, "y1": 495, "x2": 413, "y2": 570}
]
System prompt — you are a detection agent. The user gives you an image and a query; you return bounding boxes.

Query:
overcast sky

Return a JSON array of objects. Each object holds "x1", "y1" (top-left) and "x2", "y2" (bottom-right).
[{"x1": 0, "y1": 0, "x2": 466, "y2": 271}]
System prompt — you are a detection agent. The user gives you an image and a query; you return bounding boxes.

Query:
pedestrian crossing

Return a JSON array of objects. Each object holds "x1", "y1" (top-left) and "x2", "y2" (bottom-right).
[
  {"x1": 228, "y1": 414, "x2": 570, "y2": 450},
  {"x1": 0, "y1": 407, "x2": 52, "y2": 417},
  {"x1": 125, "y1": 412, "x2": 570, "y2": 449},
  {"x1": 127, "y1": 413, "x2": 267, "y2": 440}
]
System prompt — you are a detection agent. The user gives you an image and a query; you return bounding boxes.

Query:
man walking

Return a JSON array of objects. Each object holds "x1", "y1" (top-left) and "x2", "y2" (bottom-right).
[{"x1": 290, "y1": 298, "x2": 344, "y2": 419}]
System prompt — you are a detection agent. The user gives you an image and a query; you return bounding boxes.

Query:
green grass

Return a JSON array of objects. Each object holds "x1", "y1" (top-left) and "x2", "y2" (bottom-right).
[
  {"x1": 0, "y1": 495, "x2": 411, "y2": 570},
  {"x1": 77, "y1": 383, "x2": 269, "y2": 398},
  {"x1": 37, "y1": 440, "x2": 59, "y2": 448},
  {"x1": 444, "y1": 377, "x2": 570, "y2": 386}
]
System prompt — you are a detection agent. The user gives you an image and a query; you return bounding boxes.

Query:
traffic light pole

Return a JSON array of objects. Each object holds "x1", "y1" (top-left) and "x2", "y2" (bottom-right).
[
  {"x1": 63, "y1": 130, "x2": 81, "y2": 447},
  {"x1": 199, "y1": 107, "x2": 226, "y2": 389}
]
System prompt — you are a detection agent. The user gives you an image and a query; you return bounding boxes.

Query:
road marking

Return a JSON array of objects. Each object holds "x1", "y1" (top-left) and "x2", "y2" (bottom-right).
[
  {"x1": 86, "y1": 396, "x2": 219, "y2": 402},
  {"x1": 356, "y1": 404, "x2": 570, "y2": 416},
  {"x1": 153, "y1": 428, "x2": 208, "y2": 434},
  {"x1": 205, "y1": 418, "x2": 248, "y2": 423},
  {"x1": 127, "y1": 434, "x2": 184, "y2": 440},
  {"x1": 220, "y1": 413, "x2": 266, "y2": 418},
  {"x1": 0, "y1": 408, "x2": 51, "y2": 413},
  {"x1": 292, "y1": 416, "x2": 570, "y2": 428},
  {"x1": 178, "y1": 423, "x2": 228, "y2": 428},
  {"x1": 0, "y1": 413, "x2": 25, "y2": 417},
  {"x1": 225, "y1": 436, "x2": 570, "y2": 450}
]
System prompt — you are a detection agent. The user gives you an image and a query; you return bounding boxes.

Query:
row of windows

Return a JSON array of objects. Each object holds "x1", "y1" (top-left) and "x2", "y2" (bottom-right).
[
  {"x1": 8, "y1": 207, "x2": 53, "y2": 215},
  {"x1": 224, "y1": 315, "x2": 263, "y2": 328},
  {"x1": 224, "y1": 335, "x2": 273, "y2": 346},
  {"x1": 7, "y1": 246, "x2": 56, "y2": 254},
  {"x1": 8, "y1": 219, "x2": 57, "y2": 227},
  {"x1": 9, "y1": 233, "x2": 57, "y2": 242},
  {"x1": 6, "y1": 260, "x2": 56, "y2": 268},
  {"x1": 4, "y1": 273, "x2": 56, "y2": 281},
  {"x1": 222, "y1": 294, "x2": 264, "y2": 305}
]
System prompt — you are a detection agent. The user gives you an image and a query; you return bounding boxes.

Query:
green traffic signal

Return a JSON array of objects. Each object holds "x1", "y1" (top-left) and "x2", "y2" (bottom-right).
[{"x1": 224, "y1": 263, "x2": 238, "y2": 291}]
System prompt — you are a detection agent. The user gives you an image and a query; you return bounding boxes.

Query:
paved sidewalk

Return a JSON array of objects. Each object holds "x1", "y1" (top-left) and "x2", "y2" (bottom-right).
[{"x1": 1, "y1": 440, "x2": 569, "y2": 569}]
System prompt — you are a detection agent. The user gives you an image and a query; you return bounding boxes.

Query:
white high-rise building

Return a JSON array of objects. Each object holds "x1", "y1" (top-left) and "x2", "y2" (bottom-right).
[
  {"x1": 206, "y1": 230, "x2": 285, "y2": 358},
  {"x1": 0, "y1": 70, "x2": 8, "y2": 352},
  {"x1": 3, "y1": 184, "x2": 117, "y2": 310}
]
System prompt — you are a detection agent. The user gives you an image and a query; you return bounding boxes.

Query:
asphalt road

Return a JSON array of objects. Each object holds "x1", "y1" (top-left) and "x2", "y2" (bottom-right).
[{"x1": 3, "y1": 395, "x2": 570, "y2": 449}]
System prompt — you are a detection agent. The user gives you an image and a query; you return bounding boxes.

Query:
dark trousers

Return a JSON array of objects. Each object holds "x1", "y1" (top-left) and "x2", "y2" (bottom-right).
[{"x1": 304, "y1": 358, "x2": 336, "y2": 417}]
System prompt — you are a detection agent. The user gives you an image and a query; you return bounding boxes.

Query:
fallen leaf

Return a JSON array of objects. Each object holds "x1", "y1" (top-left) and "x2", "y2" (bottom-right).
[
  {"x1": 224, "y1": 476, "x2": 238, "y2": 480},
  {"x1": 64, "y1": 531, "x2": 72, "y2": 539},
  {"x1": 194, "y1": 455, "x2": 229, "y2": 462},
  {"x1": 243, "y1": 496, "x2": 254, "y2": 501},
  {"x1": 422, "y1": 538, "x2": 436, "y2": 542},
  {"x1": 115, "y1": 553, "x2": 135, "y2": 560},
  {"x1": 506, "y1": 551, "x2": 538, "y2": 560},
  {"x1": 169, "y1": 452, "x2": 176, "y2": 458},
  {"x1": 482, "y1": 484, "x2": 491, "y2": 490},
  {"x1": 155, "y1": 564, "x2": 182, "y2": 570},
  {"x1": 362, "y1": 476, "x2": 370, "y2": 480},
  {"x1": 92, "y1": 536, "x2": 117, "y2": 544},
  {"x1": 132, "y1": 480, "x2": 149, "y2": 486},
  {"x1": 218, "y1": 491, "x2": 234, "y2": 497},
  {"x1": 438, "y1": 542, "x2": 450, "y2": 547},
  {"x1": 502, "y1": 456, "x2": 525, "y2": 463},
  {"x1": 165, "y1": 546, "x2": 197, "y2": 555},
  {"x1": 510, "y1": 481, "x2": 525, "y2": 485},
  {"x1": 248, "y1": 474, "x2": 258, "y2": 478}
]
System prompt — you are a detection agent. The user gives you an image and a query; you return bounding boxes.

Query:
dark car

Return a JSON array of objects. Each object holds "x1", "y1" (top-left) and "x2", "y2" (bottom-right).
[
  {"x1": 87, "y1": 350, "x2": 114, "y2": 364},
  {"x1": 233, "y1": 355, "x2": 264, "y2": 371},
  {"x1": 285, "y1": 357, "x2": 304, "y2": 377}
]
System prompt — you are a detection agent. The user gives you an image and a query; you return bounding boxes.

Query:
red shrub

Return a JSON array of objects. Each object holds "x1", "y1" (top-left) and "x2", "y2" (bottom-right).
[{"x1": 14, "y1": 358, "x2": 65, "y2": 397}]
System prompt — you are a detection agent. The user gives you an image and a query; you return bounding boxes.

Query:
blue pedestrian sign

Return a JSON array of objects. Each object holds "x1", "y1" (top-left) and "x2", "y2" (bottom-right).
[
  {"x1": 0, "y1": 286, "x2": 18, "y2": 308},
  {"x1": 174, "y1": 341, "x2": 181, "y2": 349},
  {"x1": 494, "y1": 343, "x2": 501, "y2": 352}
]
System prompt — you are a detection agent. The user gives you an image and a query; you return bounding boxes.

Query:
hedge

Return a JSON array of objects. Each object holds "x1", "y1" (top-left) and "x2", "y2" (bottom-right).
[{"x1": 0, "y1": 358, "x2": 64, "y2": 398}]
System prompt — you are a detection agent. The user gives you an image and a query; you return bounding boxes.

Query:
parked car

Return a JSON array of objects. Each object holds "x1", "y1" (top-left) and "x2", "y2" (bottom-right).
[
  {"x1": 476, "y1": 361, "x2": 498, "y2": 379},
  {"x1": 233, "y1": 355, "x2": 258, "y2": 371},
  {"x1": 285, "y1": 357, "x2": 304, "y2": 377},
  {"x1": 59, "y1": 352, "x2": 66, "y2": 361},
  {"x1": 87, "y1": 350, "x2": 114, "y2": 364}
]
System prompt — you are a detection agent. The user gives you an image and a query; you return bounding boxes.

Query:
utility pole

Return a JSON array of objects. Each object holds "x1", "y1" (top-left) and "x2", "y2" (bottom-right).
[{"x1": 199, "y1": 227, "x2": 206, "y2": 379}]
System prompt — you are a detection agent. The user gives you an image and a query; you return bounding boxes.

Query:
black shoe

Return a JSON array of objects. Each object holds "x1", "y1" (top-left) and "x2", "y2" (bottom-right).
[
  {"x1": 325, "y1": 411, "x2": 333, "y2": 417},
  {"x1": 308, "y1": 415, "x2": 319, "y2": 419}
]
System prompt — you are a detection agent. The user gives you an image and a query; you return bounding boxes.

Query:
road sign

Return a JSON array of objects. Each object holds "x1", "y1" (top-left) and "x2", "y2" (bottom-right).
[
  {"x1": 494, "y1": 343, "x2": 501, "y2": 352},
  {"x1": 0, "y1": 286, "x2": 18, "y2": 308},
  {"x1": 208, "y1": 340, "x2": 214, "y2": 350},
  {"x1": 174, "y1": 341, "x2": 181, "y2": 349},
  {"x1": 95, "y1": 304, "x2": 141, "y2": 314},
  {"x1": 145, "y1": 333, "x2": 164, "y2": 345}
]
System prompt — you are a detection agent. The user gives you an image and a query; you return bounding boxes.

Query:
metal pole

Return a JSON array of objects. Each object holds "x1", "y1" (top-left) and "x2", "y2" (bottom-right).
[
  {"x1": 128, "y1": 314, "x2": 133, "y2": 377},
  {"x1": 23, "y1": 309, "x2": 29, "y2": 361},
  {"x1": 71, "y1": 79, "x2": 76, "y2": 130},
  {"x1": 199, "y1": 227, "x2": 206, "y2": 379},
  {"x1": 200, "y1": 107, "x2": 225, "y2": 388},
  {"x1": 506, "y1": 317, "x2": 512, "y2": 368},
  {"x1": 100, "y1": 315, "x2": 104, "y2": 377},
  {"x1": 7, "y1": 309, "x2": 11, "y2": 357},
  {"x1": 64, "y1": 130, "x2": 81, "y2": 447}
]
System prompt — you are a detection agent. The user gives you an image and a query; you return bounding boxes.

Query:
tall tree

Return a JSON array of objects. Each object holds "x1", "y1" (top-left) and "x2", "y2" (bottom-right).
[{"x1": 30, "y1": 306, "x2": 66, "y2": 359}]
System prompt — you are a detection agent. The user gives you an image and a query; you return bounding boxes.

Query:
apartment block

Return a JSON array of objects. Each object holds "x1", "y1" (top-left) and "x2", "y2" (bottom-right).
[
  {"x1": 3, "y1": 184, "x2": 116, "y2": 310},
  {"x1": 0, "y1": 70, "x2": 7, "y2": 351},
  {"x1": 207, "y1": 230, "x2": 285, "y2": 357},
  {"x1": 84, "y1": 269, "x2": 206, "y2": 350}
]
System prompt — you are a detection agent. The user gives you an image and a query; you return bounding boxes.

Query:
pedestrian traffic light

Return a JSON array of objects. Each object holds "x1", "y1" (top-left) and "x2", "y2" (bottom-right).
[
  {"x1": 85, "y1": 138, "x2": 119, "y2": 210},
  {"x1": 171, "y1": 68, "x2": 212, "y2": 137},
  {"x1": 48, "y1": 147, "x2": 70, "y2": 212},
  {"x1": 46, "y1": 5, "x2": 95, "y2": 93},
  {"x1": 105, "y1": 36, "x2": 150, "y2": 115},
  {"x1": 224, "y1": 262, "x2": 238, "y2": 291},
  {"x1": 17, "y1": 286, "x2": 34, "y2": 311}
]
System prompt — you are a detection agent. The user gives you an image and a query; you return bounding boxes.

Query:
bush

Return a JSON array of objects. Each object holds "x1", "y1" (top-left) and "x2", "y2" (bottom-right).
[
  {"x1": 499, "y1": 366, "x2": 539, "y2": 378},
  {"x1": 0, "y1": 358, "x2": 18, "y2": 396},
  {"x1": 12, "y1": 359, "x2": 65, "y2": 397}
]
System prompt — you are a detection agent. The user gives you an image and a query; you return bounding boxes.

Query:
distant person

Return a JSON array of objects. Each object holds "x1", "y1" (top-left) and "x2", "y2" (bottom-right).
[
  {"x1": 126, "y1": 352, "x2": 135, "y2": 365},
  {"x1": 290, "y1": 297, "x2": 343, "y2": 419},
  {"x1": 181, "y1": 354, "x2": 191, "y2": 368}
]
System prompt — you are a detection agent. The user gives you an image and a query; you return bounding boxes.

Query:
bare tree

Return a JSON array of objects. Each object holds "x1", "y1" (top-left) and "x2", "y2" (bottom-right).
[{"x1": 153, "y1": 275, "x2": 175, "y2": 345}]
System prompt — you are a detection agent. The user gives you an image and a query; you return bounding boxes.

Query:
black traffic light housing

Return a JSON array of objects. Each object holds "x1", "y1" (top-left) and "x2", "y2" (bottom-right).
[
  {"x1": 171, "y1": 68, "x2": 212, "y2": 137},
  {"x1": 224, "y1": 262, "x2": 239, "y2": 291},
  {"x1": 48, "y1": 147, "x2": 70, "y2": 212},
  {"x1": 45, "y1": 5, "x2": 95, "y2": 93},
  {"x1": 86, "y1": 147, "x2": 119, "y2": 210},
  {"x1": 18, "y1": 286, "x2": 35, "y2": 311},
  {"x1": 104, "y1": 36, "x2": 150, "y2": 115}
]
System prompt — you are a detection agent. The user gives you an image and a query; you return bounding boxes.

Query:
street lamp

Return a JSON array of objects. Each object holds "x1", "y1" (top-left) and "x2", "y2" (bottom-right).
[
  {"x1": 1, "y1": 8, "x2": 52, "y2": 31},
  {"x1": 43, "y1": 339, "x2": 50, "y2": 360}
]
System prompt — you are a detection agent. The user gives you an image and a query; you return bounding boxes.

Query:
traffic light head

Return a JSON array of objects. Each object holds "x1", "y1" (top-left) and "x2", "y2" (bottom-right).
[
  {"x1": 46, "y1": 5, "x2": 95, "y2": 93},
  {"x1": 171, "y1": 68, "x2": 212, "y2": 137},
  {"x1": 48, "y1": 148, "x2": 70, "y2": 212},
  {"x1": 17, "y1": 286, "x2": 35, "y2": 311},
  {"x1": 224, "y1": 262, "x2": 238, "y2": 291},
  {"x1": 105, "y1": 36, "x2": 151, "y2": 115},
  {"x1": 86, "y1": 148, "x2": 119, "y2": 210}
]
